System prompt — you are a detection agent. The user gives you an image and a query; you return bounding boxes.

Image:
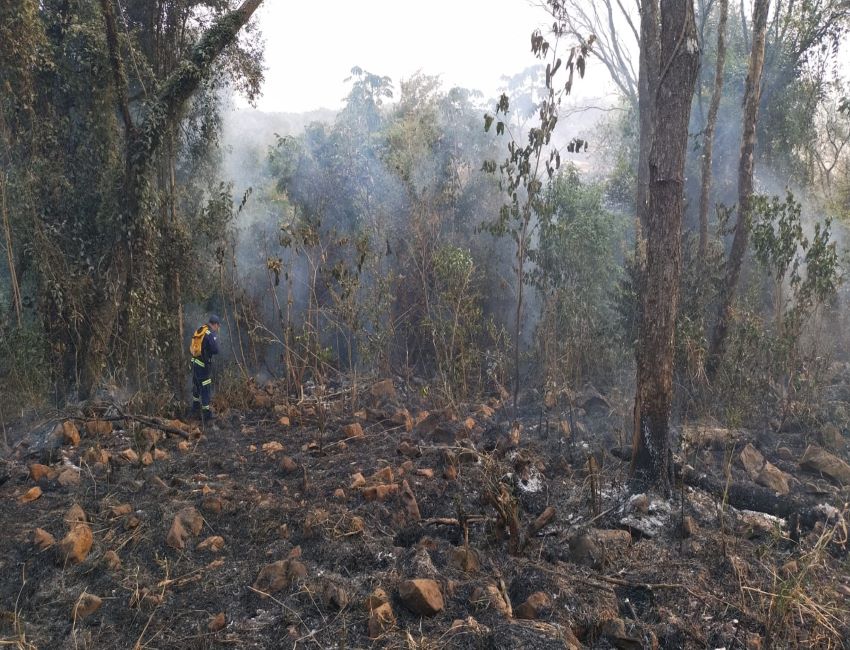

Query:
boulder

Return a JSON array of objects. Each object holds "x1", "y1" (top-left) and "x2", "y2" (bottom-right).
[
  {"x1": 800, "y1": 445, "x2": 850, "y2": 485},
  {"x1": 398, "y1": 579, "x2": 444, "y2": 616}
]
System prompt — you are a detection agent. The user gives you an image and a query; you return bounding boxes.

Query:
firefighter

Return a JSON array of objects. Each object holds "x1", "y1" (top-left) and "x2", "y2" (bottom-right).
[{"x1": 189, "y1": 314, "x2": 221, "y2": 421}]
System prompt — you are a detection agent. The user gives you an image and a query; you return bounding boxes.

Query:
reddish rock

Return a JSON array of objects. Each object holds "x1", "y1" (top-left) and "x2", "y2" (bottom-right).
[
  {"x1": 471, "y1": 583, "x2": 511, "y2": 617},
  {"x1": 800, "y1": 445, "x2": 850, "y2": 485},
  {"x1": 32, "y1": 528, "x2": 55, "y2": 550},
  {"x1": 398, "y1": 579, "x2": 444, "y2": 616},
  {"x1": 371, "y1": 466, "x2": 394, "y2": 483},
  {"x1": 19, "y1": 486, "x2": 42, "y2": 503},
  {"x1": 350, "y1": 472, "x2": 366, "y2": 488},
  {"x1": 416, "y1": 468, "x2": 434, "y2": 479},
  {"x1": 166, "y1": 507, "x2": 203, "y2": 549},
  {"x1": 362, "y1": 484, "x2": 398, "y2": 502},
  {"x1": 341, "y1": 422, "x2": 364, "y2": 439},
  {"x1": 202, "y1": 496, "x2": 223, "y2": 514},
  {"x1": 72, "y1": 593, "x2": 102, "y2": 619},
  {"x1": 61, "y1": 421, "x2": 81, "y2": 446},
  {"x1": 514, "y1": 591, "x2": 551, "y2": 619},
  {"x1": 369, "y1": 379, "x2": 397, "y2": 402},
  {"x1": 280, "y1": 456, "x2": 299, "y2": 474},
  {"x1": 197, "y1": 536, "x2": 225, "y2": 552},
  {"x1": 57, "y1": 468, "x2": 81, "y2": 487},
  {"x1": 85, "y1": 419, "x2": 112, "y2": 436},
  {"x1": 400, "y1": 480, "x2": 421, "y2": 521},
  {"x1": 103, "y1": 550, "x2": 122, "y2": 570},
  {"x1": 208, "y1": 612, "x2": 226, "y2": 632},
  {"x1": 29, "y1": 463, "x2": 55, "y2": 482},
  {"x1": 58, "y1": 522, "x2": 93, "y2": 564},
  {"x1": 253, "y1": 559, "x2": 307, "y2": 596},
  {"x1": 120, "y1": 448, "x2": 139, "y2": 463},
  {"x1": 368, "y1": 602, "x2": 395, "y2": 638}
]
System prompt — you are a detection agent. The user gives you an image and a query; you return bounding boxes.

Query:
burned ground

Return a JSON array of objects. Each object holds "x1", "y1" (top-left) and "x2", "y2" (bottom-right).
[{"x1": 1, "y1": 379, "x2": 849, "y2": 649}]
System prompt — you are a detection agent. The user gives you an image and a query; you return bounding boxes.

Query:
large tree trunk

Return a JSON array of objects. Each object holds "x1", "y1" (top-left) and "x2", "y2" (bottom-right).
[
  {"x1": 632, "y1": 0, "x2": 701, "y2": 494},
  {"x1": 706, "y1": 0, "x2": 770, "y2": 380},
  {"x1": 77, "y1": 0, "x2": 263, "y2": 400},
  {"x1": 697, "y1": 0, "x2": 728, "y2": 260},
  {"x1": 636, "y1": 0, "x2": 660, "y2": 240}
]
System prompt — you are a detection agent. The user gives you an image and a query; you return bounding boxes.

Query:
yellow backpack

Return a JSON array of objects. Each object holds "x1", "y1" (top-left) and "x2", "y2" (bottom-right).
[{"x1": 189, "y1": 325, "x2": 209, "y2": 358}]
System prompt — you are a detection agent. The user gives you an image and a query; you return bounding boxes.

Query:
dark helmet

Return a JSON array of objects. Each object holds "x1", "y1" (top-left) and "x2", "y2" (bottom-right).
[{"x1": 209, "y1": 314, "x2": 221, "y2": 325}]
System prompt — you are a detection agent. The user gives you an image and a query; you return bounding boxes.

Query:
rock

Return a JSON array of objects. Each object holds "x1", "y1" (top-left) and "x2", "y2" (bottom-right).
[
  {"x1": 362, "y1": 484, "x2": 398, "y2": 502},
  {"x1": 178, "y1": 440, "x2": 190, "y2": 452},
  {"x1": 682, "y1": 424, "x2": 744, "y2": 450},
  {"x1": 333, "y1": 488, "x2": 346, "y2": 500},
  {"x1": 72, "y1": 593, "x2": 102, "y2": 619},
  {"x1": 85, "y1": 419, "x2": 112, "y2": 436},
  {"x1": 253, "y1": 559, "x2": 307, "y2": 596},
  {"x1": 197, "y1": 535, "x2": 225, "y2": 552},
  {"x1": 365, "y1": 587, "x2": 390, "y2": 610},
  {"x1": 57, "y1": 468, "x2": 81, "y2": 487},
  {"x1": 58, "y1": 520, "x2": 93, "y2": 564},
  {"x1": 29, "y1": 463, "x2": 55, "y2": 482},
  {"x1": 514, "y1": 591, "x2": 552, "y2": 620},
  {"x1": 819, "y1": 423, "x2": 845, "y2": 451},
  {"x1": 32, "y1": 528, "x2": 55, "y2": 550},
  {"x1": 799, "y1": 445, "x2": 850, "y2": 485},
  {"x1": 321, "y1": 581, "x2": 349, "y2": 609},
  {"x1": 477, "y1": 404, "x2": 496, "y2": 419},
  {"x1": 103, "y1": 550, "x2": 121, "y2": 570},
  {"x1": 350, "y1": 472, "x2": 366, "y2": 488},
  {"x1": 371, "y1": 466, "x2": 394, "y2": 483},
  {"x1": 341, "y1": 422, "x2": 364, "y2": 439},
  {"x1": 399, "y1": 579, "x2": 444, "y2": 616},
  {"x1": 598, "y1": 617, "x2": 646, "y2": 649},
  {"x1": 756, "y1": 462, "x2": 791, "y2": 495},
  {"x1": 416, "y1": 468, "x2": 434, "y2": 479},
  {"x1": 400, "y1": 480, "x2": 421, "y2": 521},
  {"x1": 19, "y1": 486, "x2": 42, "y2": 503},
  {"x1": 368, "y1": 602, "x2": 395, "y2": 639},
  {"x1": 389, "y1": 408, "x2": 414, "y2": 431},
  {"x1": 208, "y1": 612, "x2": 226, "y2": 632},
  {"x1": 449, "y1": 547, "x2": 480, "y2": 573},
  {"x1": 471, "y1": 582, "x2": 512, "y2": 618},
  {"x1": 66, "y1": 503, "x2": 87, "y2": 524},
  {"x1": 280, "y1": 456, "x2": 298, "y2": 474},
  {"x1": 262, "y1": 441, "x2": 285, "y2": 455},
  {"x1": 278, "y1": 416, "x2": 291, "y2": 427},
  {"x1": 202, "y1": 496, "x2": 223, "y2": 514},
  {"x1": 739, "y1": 443, "x2": 766, "y2": 480},
  {"x1": 140, "y1": 452, "x2": 153, "y2": 466},
  {"x1": 120, "y1": 448, "x2": 139, "y2": 463},
  {"x1": 627, "y1": 493, "x2": 650, "y2": 514},
  {"x1": 166, "y1": 506, "x2": 203, "y2": 549},
  {"x1": 397, "y1": 440, "x2": 421, "y2": 458},
  {"x1": 61, "y1": 421, "x2": 81, "y2": 446},
  {"x1": 252, "y1": 392, "x2": 273, "y2": 409},
  {"x1": 153, "y1": 448, "x2": 168, "y2": 461},
  {"x1": 370, "y1": 379, "x2": 397, "y2": 403},
  {"x1": 139, "y1": 427, "x2": 161, "y2": 450},
  {"x1": 777, "y1": 446, "x2": 794, "y2": 461}
]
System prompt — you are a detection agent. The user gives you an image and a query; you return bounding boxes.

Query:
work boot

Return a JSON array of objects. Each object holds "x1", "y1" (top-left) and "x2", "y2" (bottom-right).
[{"x1": 202, "y1": 411, "x2": 216, "y2": 423}]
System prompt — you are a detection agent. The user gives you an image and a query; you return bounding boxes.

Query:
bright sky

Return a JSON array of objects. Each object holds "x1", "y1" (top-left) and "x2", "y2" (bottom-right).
[{"x1": 247, "y1": 0, "x2": 614, "y2": 112}]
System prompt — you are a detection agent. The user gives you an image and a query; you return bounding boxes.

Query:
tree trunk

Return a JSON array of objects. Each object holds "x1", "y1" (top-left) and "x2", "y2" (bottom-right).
[
  {"x1": 77, "y1": 0, "x2": 263, "y2": 399},
  {"x1": 632, "y1": 0, "x2": 701, "y2": 494},
  {"x1": 697, "y1": 0, "x2": 728, "y2": 260},
  {"x1": 636, "y1": 0, "x2": 660, "y2": 240},
  {"x1": 706, "y1": 0, "x2": 770, "y2": 380}
]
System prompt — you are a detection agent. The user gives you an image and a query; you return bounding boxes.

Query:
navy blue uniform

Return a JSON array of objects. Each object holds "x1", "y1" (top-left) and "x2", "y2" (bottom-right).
[{"x1": 191, "y1": 326, "x2": 219, "y2": 417}]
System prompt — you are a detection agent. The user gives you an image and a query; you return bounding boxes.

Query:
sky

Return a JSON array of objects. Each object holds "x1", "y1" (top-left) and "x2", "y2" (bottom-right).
[{"x1": 243, "y1": 0, "x2": 617, "y2": 113}]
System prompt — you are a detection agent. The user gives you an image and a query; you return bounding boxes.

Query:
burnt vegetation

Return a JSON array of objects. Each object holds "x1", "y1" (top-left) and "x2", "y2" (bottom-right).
[{"x1": 2, "y1": 0, "x2": 850, "y2": 648}]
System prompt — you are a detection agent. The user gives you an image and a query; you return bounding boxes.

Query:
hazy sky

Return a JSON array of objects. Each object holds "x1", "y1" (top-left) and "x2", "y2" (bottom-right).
[{"x1": 246, "y1": 0, "x2": 615, "y2": 113}]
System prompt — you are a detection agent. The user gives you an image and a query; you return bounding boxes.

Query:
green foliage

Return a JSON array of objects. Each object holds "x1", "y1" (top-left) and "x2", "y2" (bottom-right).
[{"x1": 530, "y1": 167, "x2": 627, "y2": 385}]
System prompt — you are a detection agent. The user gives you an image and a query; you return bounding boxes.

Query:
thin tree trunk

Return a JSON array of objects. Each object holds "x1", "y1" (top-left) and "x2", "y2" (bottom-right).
[
  {"x1": 632, "y1": 0, "x2": 701, "y2": 494},
  {"x1": 1, "y1": 173, "x2": 22, "y2": 328},
  {"x1": 706, "y1": 0, "x2": 771, "y2": 379},
  {"x1": 698, "y1": 0, "x2": 728, "y2": 260}
]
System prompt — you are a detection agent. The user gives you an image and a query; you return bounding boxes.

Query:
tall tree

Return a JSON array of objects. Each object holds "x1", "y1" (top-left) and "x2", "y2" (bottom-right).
[
  {"x1": 631, "y1": 0, "x2": 701, "y2": 493},
  {"x1": 706, "y1": 0, "x2": 771, "y2": 379}
]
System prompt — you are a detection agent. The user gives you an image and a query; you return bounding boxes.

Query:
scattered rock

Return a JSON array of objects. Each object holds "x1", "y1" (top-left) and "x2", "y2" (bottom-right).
[
  {"x1": 166, "y1": 506, "x2": 203, "y2": 549},
  {"x1": 369, "y1": 379, "x2": 397, "y2": 403},
  {"x1": 350, "y1": 472, "x2": 366, "y2": 488},
  {"x1": 757, "y1": 462, "x2": 791, "y2": 495},
  {"x1": 140, "y1": 451, "x2": 153, "y2": 466},
  {"x1": 416, "y1": 468, "x2": 434, "y2": 479},
  {"x1": 341, "y1": 422, "x2": 364, "y2": 439},
  {"x1": 61, "y1": 421, "x2": 81, "y2": 446},
  {"x1": 208, "y1": 612, "x2": 226, "y2": 632},
  {"x1": 261, "y1": 441, "x2": 285, "y2": 455},
  {"x1": 486, "y1": 620, "x2": 580, "y2": 649},
  {"x1": 739, "y1": 443, "x2": 765, "y2": 480},
  {"x1": 514, "y1": 591, "x2": 551, "y2": 620},
  {"x1": 800, "y1": 445, "x2": 850, "y2": 485},
  {"x1": 57, "y1": 467, "x2": 81, "y2": 487},
  {"x1": 19, "y1": 486, "x2": 42, "y2": 503},
  {"x1": 321, "y1": 581, "x2": 349, "y2": 609},
  {"x1": 253, "y1": 559, "x2": 307, "y2": 596},
  {"x1": 280, "y1": 456, "x2": 298, "y2": 474},
  {"x1": 85, "y1": 419, "x2": 112, "y2": 436},
  {"x1": 471, "y1": 582, "x2": 512, "y2": 618},
  {"x1": 398, "y1": 579, "x2": 444, "y2": 616},
  {"x1": 365, "y1": 587, "x2": 390, "y2": 610},
  {"x1": 197, "y1": 535, "x2": 225, "y2": 552},
  {"x1": 399, "y1": 480, "x2": 421, "y2": 521},
  {"x1": 58, "y1": 506, "x2": 93, "y2": 564},
  {"x1": 120, "y1": 448, "x2": 139, "y2": 463},
  {"x1": 819, "y1": 423, "x2": 845, "y2": 451},
  {"x1": 397, "y1": 440, "x2": 420, "y2": 458},
  {"x1": 202, "y1": 496, "x2": 223, "y2": 514},
  {"x1": 333, "y1": 488, "x2": 345, "y2": 500},
  {"x1": 103, "y1": 550, "x2": 121, "y2": 570},
  {"x1": 681, "y1": 515, "x2": 698, "y2": 538},
  {"x1": 371, "y1": 466, "x2": 394, "y2": 483},
  {"x1": 278, "y1": 415, "x2": 291, "y2": 427},
  {"x1": 32, "y1": 528, "x2": 55, "y2": 550},
  {"x1": 449, "y1": 547, "x2": 480, "y2": 573},
  {"x1": 29, "y1": 463, "x2": 55, "y2": 482},
  {"x1": 368, "y1": 601, "x2": 395, "y2": 639},
  {"x1": 363, "y1": 483, "x2": 398, "y2": 502},
  {"x1": 72, "y1": 593, "x2": 102, "y2": 619},
  {"x1": 153, "y1": 448, "x2": 168, "y2": 461}
]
